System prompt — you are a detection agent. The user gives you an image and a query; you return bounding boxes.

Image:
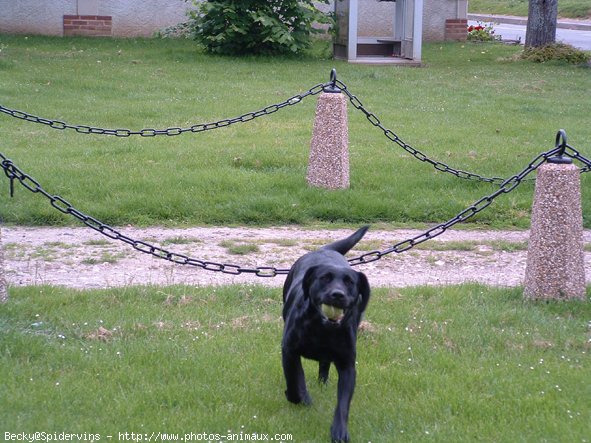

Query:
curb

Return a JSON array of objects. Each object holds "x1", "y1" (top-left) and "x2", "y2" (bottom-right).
[{"x1": 468, "y1": 14, "x2": 591, "y2": 31}]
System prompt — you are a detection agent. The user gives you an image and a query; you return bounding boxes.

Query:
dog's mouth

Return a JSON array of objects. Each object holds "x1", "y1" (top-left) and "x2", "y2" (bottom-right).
[{"x1": 320, "y1": 304, "x2": 346, "y2": 324}]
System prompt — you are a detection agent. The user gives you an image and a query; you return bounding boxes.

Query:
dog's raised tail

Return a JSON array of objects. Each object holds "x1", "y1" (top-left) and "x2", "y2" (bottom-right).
[{"x1": 322, "y1": 225, "x2": 370, "y2": 255}]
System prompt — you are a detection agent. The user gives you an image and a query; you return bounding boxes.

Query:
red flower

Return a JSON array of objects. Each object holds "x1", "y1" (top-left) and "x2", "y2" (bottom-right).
[{"x1": 467, "y1": 25, "x2": 474, "y2": 32}]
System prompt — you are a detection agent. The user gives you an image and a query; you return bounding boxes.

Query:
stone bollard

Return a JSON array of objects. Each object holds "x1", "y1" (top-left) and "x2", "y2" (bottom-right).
[
  {"x1": 306, "y1": 72, "x2": 349, "y2": 189},
  {"x1": 0, "y1": 224, "x2": 7, "y2": 303},
  {"x1": 524, "y1": 139, "x2": 586, "y2": 301}
]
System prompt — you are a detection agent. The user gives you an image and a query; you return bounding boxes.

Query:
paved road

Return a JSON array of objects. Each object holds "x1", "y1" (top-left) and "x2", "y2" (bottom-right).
[
  {"x1": 468, "y1": 15, "x2": 591, "y2": 50},
  {"x1": 490, "y1": 23, "x2": 591, "y2": 50}
]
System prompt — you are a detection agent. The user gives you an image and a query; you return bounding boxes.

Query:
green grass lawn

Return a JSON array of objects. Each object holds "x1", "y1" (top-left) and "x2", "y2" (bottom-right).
[
  {"x1": 0, "y1": 36, "x2": 590, "y2": 230},
  {"x1": 1, "y1": 284, "x2": 589, "y2": 442},
  {"x1": 469, "y1": 0, "x2": 591, "y2": 19},
  {"x1": 2, "y1": 32, "x2": 590, "y2": 443}
]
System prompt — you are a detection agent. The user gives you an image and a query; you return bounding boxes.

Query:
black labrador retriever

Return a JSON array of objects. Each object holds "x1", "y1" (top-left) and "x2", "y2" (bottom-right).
[{"x1": 281, "y1": 226, "x2": 371, "y2": 442}]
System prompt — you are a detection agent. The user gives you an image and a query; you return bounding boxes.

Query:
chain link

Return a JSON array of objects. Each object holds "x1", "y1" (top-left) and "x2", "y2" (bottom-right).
[
  {"x1": 334, "y1": 79, "x2": 591, "y2": 184},
  {"x1": 347, "y1": 145, "x2": 573, "y2": 267},
  {"x1": 2, "y1": 74, "x2": 591, "y2": 276},
  {"x1": 0, "y1": 84, "x2": 326, "y2": 138},
  {"x1": 3, "y1": 143, "x2": 587, "y2": 277},
  {"x1": 0, "y1": 152, "x2": 291, "y2": 277},
  {"x1": 3, "y1": 76, "x2": 588, "y2": 185},
  {"x1": 565, "y1": 145, "x2": 591, "y2": 174}
]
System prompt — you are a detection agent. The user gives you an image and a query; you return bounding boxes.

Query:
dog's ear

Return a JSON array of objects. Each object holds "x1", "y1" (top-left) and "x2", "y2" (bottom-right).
[
  {"x1": 356, "y1": 271, "x2": 371, "y2": 313},
  {"x1": 302, "y1": 266, "x2": 319, "y2": 300}
]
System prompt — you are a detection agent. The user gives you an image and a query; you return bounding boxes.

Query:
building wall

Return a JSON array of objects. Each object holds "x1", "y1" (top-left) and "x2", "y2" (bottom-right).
[
  {"x1": 358, "y1": 0, "x2": 395, "y2": 37},
  {"x1": 343, "y1": 0, "x2": 467, "y2": 42},
  {"x1": 101, "y1": 0, "x2": 190, "y2": 37},
  {"x1": 0, "y1": 0, "x2": 191, "y2": 37},
  {"x1": 0, "y1": 0, "x2": 76, "y2": 36},
  {"x1": 0, "y1": 0, "x2": 466, "y2": 41},
  {"x1": 423, "y1": 0, "x2": 467, "y2": 41}
]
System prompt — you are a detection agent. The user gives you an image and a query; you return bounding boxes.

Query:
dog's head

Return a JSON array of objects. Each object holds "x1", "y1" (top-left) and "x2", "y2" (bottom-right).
[{"x1": 302, "y1": 264, "x2": 370, "y2": 327}]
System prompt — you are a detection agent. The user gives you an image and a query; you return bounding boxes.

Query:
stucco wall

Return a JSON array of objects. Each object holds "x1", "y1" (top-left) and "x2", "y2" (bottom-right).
[
  {"x1": 0, "y1": 0, "x2": 466, "y2": 40},
  {"x1": 100, "y1": 0, "x2": 190, "y2": 37},
  {"x1": 0, "y1": 0, "x2": 191, "y2": 37},
  {"x1": 0, "y1": 0, "x2": 76, "y2": 36},
  {"x1": 358, "y1": 0, "x2": 395, "y2": 37}
]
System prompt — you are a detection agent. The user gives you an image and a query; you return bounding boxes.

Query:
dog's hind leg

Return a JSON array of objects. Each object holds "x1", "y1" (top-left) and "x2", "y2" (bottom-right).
[
  {"x1": 283, "y1": 350, "x2": 312, "y2": 405},
  {"x1": 318, "y1": 360, "x2": 330, "y2": 384}
]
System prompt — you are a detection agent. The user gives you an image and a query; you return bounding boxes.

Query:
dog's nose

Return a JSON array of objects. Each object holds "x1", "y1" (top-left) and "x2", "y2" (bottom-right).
[{"x1": 331, "y1": 290, "x2": 345, "y2": 301}]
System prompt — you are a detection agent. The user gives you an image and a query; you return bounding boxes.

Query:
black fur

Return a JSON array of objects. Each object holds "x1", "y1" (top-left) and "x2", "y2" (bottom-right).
[{"x1": 281, "y1": 226, "x2": 371, "y2": 442}]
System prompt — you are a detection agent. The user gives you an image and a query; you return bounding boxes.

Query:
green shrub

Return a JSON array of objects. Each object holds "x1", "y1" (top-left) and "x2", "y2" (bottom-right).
[
  {"x1": 187, "y1": 0, "x2": 331, "y2": 55},
  {"x1": 522, "y1": 43, "x2": 591, "y2": 64},
  {"x1": 154, "y1": 21, "x2": 194, "y2": 39}
]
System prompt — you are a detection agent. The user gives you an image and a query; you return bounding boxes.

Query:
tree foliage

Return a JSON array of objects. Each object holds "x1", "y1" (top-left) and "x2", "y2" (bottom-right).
[{"x1": 188, "y1": 0, "x2": 331, "y2": 55}]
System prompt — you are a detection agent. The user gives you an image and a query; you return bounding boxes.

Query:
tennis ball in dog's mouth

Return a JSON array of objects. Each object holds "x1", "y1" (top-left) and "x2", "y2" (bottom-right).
[{"x1": 321, "y1": 304, "x2": 344, "y2": 321}]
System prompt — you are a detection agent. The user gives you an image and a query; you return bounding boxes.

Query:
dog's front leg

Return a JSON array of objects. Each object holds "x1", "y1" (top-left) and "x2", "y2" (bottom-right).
[
  {"x1": 282, "y1": 348, "x2": 311, "y2": 405},
  {"x1": 330, "y1": 364, "x2": 356, "y2": 443},
  {"x1": 318, "y1": 360, "x2": 330, "y2": 384}
]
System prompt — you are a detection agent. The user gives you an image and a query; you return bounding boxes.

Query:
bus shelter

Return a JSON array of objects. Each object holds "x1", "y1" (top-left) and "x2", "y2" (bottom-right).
[{"x1": 333, "y1": 0, "x2": 423, "y2": 65}]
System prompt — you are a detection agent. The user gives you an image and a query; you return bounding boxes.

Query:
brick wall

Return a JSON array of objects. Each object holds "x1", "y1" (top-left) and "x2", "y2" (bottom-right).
[
  {"x1": 63, "y1": 15, "x2": 112, "y2": 37},
  {"x1": 422, "y1": 0, "x2": 467, "y2": 41},
  {"x1": 445, "y1": 19, "x2": 467, "y2": 41}
]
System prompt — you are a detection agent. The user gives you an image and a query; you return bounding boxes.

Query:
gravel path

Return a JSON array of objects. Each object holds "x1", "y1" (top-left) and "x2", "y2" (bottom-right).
[{"x1": 3, "y1": 226, "x2": 591, "y2": 290}]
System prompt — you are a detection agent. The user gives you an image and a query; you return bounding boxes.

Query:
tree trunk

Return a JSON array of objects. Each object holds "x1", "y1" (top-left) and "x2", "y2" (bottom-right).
[{"x1": 525, "y1": 0, "x2": 558, "y2": 47}]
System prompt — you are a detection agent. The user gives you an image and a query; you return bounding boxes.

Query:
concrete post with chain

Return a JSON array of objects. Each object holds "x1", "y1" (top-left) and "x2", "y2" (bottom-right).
[
  {"x1": 0, "y1": 224, "x2": 7, "y2": 303},
  {"x1": 306, "y1": 69, "x2": 350, "y2": 190},
  {"x1": 524, "y1": 131, "x2": 586, "y2": 301}
]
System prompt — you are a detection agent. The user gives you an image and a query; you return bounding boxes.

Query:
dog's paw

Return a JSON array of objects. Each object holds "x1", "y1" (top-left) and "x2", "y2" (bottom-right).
[
  {"x1": 301, "y1": 392, "x2": 312, "y2": 406},
  {"x1": 318, "y1": 361, "x2": 330, "y2": 385},
  {"x1": 330, "y1": 425, "x2": 350, "y2": 442},
  {"x1": 285, "y1": 389, "x2": 312, "y2": 406},
  {"x1": 318, "y1": 374, "x2": 329, "y2": 385}
]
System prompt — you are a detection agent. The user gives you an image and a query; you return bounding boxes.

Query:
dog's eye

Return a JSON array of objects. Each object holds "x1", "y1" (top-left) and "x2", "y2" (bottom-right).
[
  {"x1": 320, "y1": 273, "x2": 333, "y2": 283},
  {"x1": 343, "y1": 275, "x2": 354, "y2": 286}
]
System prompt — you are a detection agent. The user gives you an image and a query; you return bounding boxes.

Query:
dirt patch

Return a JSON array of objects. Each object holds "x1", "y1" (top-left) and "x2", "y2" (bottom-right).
[{"x1": 3, "y1": 226, "x2": 591, "y2": 289}]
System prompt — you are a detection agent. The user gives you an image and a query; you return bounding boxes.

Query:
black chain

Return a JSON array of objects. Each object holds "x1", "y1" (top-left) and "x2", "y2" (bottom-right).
[
  {"x1": 348, "y1": 145, "x2": 571, "y2": 266},
  {"x1": 0, "y1": 152, "x2": 290, "y2": 277},
  {"x1": 2, "y1": 75, "x2": 587, "y2": 185},
  {"x1": 2, "y1": 71, "x2": 590, "y2": 276},
  {"x1": 333, "y1": 79, "x2": 591, "y2": 184},
  {"x1": 565, "y1": 145, "x2": 591, "y2": 173},
  {"x1": 2, "y1": 144, "x2": 581, "y2": 276},
  {"x1": 0, "y1": 84, "x2": 326, "y2": 137}
]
